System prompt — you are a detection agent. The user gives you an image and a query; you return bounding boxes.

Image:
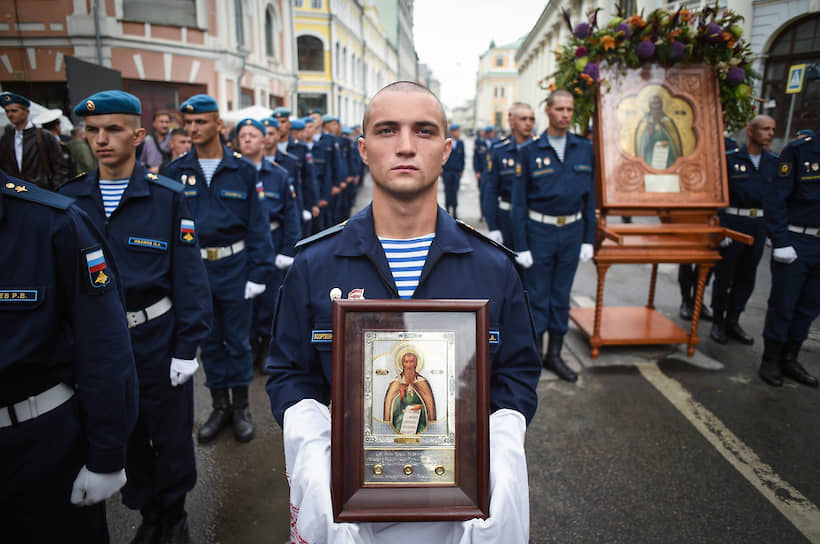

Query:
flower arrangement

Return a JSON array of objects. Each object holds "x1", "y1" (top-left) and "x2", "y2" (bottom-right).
[{"x1": 546, "y1": 3, "x2": 758, "y2": 133}]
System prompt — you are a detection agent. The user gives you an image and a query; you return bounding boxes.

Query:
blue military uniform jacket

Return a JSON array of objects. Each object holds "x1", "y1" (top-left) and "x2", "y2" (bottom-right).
[
  {"x1": 59, "y1": 163, "x2": 213, "y2": 361},
  {"x1": 443, "y1": 139, "x2": 465, "y2": 173},
  {"x1": 162, "y1": 146, "x2": 275, "y2": 295},
  {"x1": 766, "y1": 132, "x2": 820, "y2": 247},
  {"x1": 0, "y1": 173, "x2": 137, "y2": 473},
  {"x1": 511, "y1": 131, "x2": 596, "y2": 251},
  {"x1": 721, "y1": 145, "x2": 778, "y2": 220},
  {"x1": 473, "y1": 137, "x2": 488, "y2": 177},
  {"x1": 257, "y1": 158, "x2": 301, "y2": 257},
  {"x1": 286, "y1": 139, "x2": 319, "y2": 211},
  {"x1": 265, "y1": 205, "x2": 541, "y2": 426},
  {"x1": 312, "y1": 134, "x2": 344, "y2": 201},
  {"x1": 483, "y1": 137, "x2": 528, "y2": 232}
]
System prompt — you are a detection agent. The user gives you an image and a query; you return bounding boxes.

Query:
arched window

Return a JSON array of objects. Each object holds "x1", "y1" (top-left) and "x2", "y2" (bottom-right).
[
  {"x1": 234, "y1": 0, "x2": 245, "y2": 47},
  {"x1": 298, "y1": 35, "x2": 324, "y2": 71},
  {"x1": 265, "y1": 4, "x2": 281, "y2": 60}
]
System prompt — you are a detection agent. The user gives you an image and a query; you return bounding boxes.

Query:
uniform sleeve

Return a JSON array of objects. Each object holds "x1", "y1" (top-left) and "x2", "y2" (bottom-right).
[
  {"x1": 765, "y1": 146, "x2": 796, "y2": 248},
  {"x1": 582, "y1": 146, "x2": 597, "y2": 244},
  {"x1": 266, "y1": 256, "x2": 331, "y2": 426},
  {"x1": 282, "y1": 181, "x2": 302, "y2": 256},
  {"x1": 57, "y1": 209, "x2": 138, "y2": 473},
  {"x1": 483, "y1": 148, "x2": 501, "y2": 231},
  {"x1": 301, "y1": 156, "x2": 318, "y2": 209},
  {"x1": 334, "y1": 143, "x2": 348, "y2": 184},
  {"x1": 171, "y1": 192, "x2": 213, "y2": 359},
  {"x1": 491, "y1": 257, "x2": 541, "y2": 424},
  {"x1": 245, "y1": 165, "x2": 276, "y2": 284},
  {"x1": 473, "y1": 144, "x2": 481, "y2": 175},
  {"x1": 511, "y1": 146, "x2": 530, "y2": 252}
]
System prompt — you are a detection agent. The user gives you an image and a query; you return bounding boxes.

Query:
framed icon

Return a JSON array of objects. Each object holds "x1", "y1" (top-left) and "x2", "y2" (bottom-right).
[{"x1": 331, "y1": 299, "x2": 490, "y2": 522}]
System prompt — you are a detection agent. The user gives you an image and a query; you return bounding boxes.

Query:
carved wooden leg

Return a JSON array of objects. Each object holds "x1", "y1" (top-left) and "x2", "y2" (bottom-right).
[
  {"x1": 591, "y1": 263, "x2": 610, "y2": 359},
  {"x1": 647, "y1": 263, "x2": 658, "y2": 309},
  {"x1": 688, "y1": 264, "x2": 712, "y2": 356}
]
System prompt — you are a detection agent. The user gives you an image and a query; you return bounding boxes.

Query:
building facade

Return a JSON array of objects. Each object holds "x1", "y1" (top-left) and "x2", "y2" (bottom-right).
[
  {"x1": 475, "y1": 38, "x2": 523, "y2": 131},
  {"x1": 0, "y1": 0, "x2": 298, "y2": 126}
]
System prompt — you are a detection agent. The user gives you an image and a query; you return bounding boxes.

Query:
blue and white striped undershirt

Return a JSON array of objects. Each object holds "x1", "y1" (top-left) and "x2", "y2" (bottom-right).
[
  {"x1": 379, "y1": 233, "x2": 435, "y2": 299},
  {"x1": 98, "y1": 178, "x2": 129, "y2": 218},
  {"x1": 198, "y1": 158, "x2": 221, "y2": 187}
]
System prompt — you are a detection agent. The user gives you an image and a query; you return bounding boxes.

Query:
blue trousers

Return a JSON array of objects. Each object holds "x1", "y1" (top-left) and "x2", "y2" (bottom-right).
[
  {"x1": 520, "y1": 220, "x2": 583, "y2": 336},
  {"x1": 201, "y1": 295, "x2": 254, "y2": 388},
  {"x1": 711, "y1": 216, "x2": 767, "y2": 313},
  {"x1": 442, "y1": 171, "x2": 461, "y2": 209},
  {"x1": 498, "y1": 207, "x2": 514, "y2": 250},
  {"x1": 1, "y1": 397, "x2": 109, "y2": 542},
  {"x1": 251, "y1": 267, "x2": 284, "y2": 338},
  {"x1": 763, "y1": 232, "x2": 820, "y2": 343}
]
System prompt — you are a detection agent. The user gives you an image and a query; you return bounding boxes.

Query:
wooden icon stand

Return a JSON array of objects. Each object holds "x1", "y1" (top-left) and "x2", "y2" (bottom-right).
[{"x1": 569, "y1": 64, "x2": 752, "y2": 358}]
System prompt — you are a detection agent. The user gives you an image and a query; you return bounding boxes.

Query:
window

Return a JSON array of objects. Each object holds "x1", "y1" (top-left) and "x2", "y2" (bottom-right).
[
  {"x1": 235, "y1": 0, "x2": 245, "y2": 47},
  {"x1": 298, "y1": 35, "x2": 324, "y2": 71},
  {"x1": 310, "y1": 0, "x2": 322, "y2": 8},
  {"x1": 264, "y1": 5, "x2": 280, "y2": 59},
  {"x1": 494, "y1": 87, "x2": 505, "y2": 98},
  {"x1": 494, "y1": 111, "x2": 503, "y2": 128},
  {"x1": 122, "y1": 0, "x2": 197, "y2": 27},
  {"x1": 294, "y1": 0, "x2": 303, "y2": 6},
  {"x1": 495, "y1": 55, "x2": 504, "y2": 67},
  {"x1": 297, "y1": 93, "x2": 326, "y2": 117}
]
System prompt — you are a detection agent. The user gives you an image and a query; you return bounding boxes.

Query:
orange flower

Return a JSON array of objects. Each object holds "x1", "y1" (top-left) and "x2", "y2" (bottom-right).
[
  {"x1": 573, "y1": 87, "x2": 583, "y2": 95},
  {"x1": 580, "y1": 73, "x2": 594, "y2": 84},
  {"x1": 589, "y1": 36, "x2": 599, "y2": 45},
  {"x1": 669, "y1": 29, "x2": 682, "y2": 39},
  {"x1": 722, "y1": 31, "x2": 732, "y2": 42},
  {"x1": 627, "y1": 15, "x2": 645, "y2": 27},
  {"x1": 727, "y1": 37, "x2": 736, "y2": 48},
  {"x1": 601, "y1": 35, "x2": 616, "y2": 50},
  {"x1": 680, "y1": 9, "x2": 691, "y2": 21},
  {"x1": 548, "y1": 82, "x2": 557, "y2": 91}
]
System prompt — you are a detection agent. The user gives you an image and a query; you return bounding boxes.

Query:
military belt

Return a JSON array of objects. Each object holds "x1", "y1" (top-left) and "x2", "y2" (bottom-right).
[
  {"x1": 497, "y1": 198, "x2": 511, "y2": 211},
  {"x1": 528, "y1": 209, "x2": 582, "y2": 226},
  {"x1": 200, "y1": 240, "x2": 245, "y2": 261},
  {"x1": 725, "y1": 207, "x2": 763, "y2": 217},
  {"x1": 788, "y1": 225, "x2": 820, "y2": 236},
  {"x1": 126, "y1": 296, "x2": 172, "y2": 329},
  {"x1": 0, "y1": 383, "x2": 74, "y2": 428},
  {"x1": 270, "y1": 221, "x2": 280, "y2": 232}
]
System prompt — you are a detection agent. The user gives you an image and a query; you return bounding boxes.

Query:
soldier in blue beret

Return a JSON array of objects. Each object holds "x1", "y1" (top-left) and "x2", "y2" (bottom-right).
[
  {"x1": 1, "y1": 169, "x2": 138, "y2": 542},
  {"x1": 324, "y1": 115, "x2": 355, "y2": 222},
  {"x1": 1, "y1": 92, "x2": 73, "y2": 190},
  {"x1": 309, "y1": 109, "x2": 346, "y2": 232},
  {"x1": 290, "y1": 118, "x2": 306, "y2": 131},
  {"x1": 442, "y1": 123, "x2": 465, "y2": 218},
  {"x1": 59, "y1": 90, "x2": 213, "y2": 542},
  {"x1": 163, "y1": 94, "x2": 275, "y2": 445}
]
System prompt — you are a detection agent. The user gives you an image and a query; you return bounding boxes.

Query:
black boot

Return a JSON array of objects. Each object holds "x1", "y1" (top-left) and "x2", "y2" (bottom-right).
[
  {"x1": 679, "y1": 286, "x2": 693, "y2": 320},
  {"x1": 759, "y1": 339, "x2": 783, "y2": 387},
  {"x1": 452, "y1": 207, "x2": 458, "y2": 220},
  {"x1": 231, "y1": 386, "x2": 255, "y2": 442},
  {"x1": 709, "y1": 309, "x2": 728, "y2": 344},
  {"x1": 252, "y1": 334, "x2": 271, "y2": 373},
  {"x1": 543, "y1": 334, "x2": 578, "y2": 382},
  {"x1": 725, "y1": 310, "x2": 754, "y2": 345},
  {"x1": 699, "y1": 303, "x2": 713, "y2": 321},
  {"x1": 535, "y1": 332, "x2": 545, "y2": 359},
  {"x1": 197, "y1": 388, "x2": 232, "y2": 443},
  {"x1": 781, "y1": 340, "x2": 818, "y2": 387},
  {"x1": 158, "y1": 498, "x2": 190, "y2": 544},
  {"x1": 130, "y1": 504, "x2": 161, "y2": 544}
]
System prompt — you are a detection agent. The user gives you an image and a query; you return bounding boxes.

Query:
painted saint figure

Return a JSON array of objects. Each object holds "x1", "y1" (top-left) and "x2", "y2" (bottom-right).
[
  {"x1": 635, "y1": 95, "x2": 684, "y2": 169},
  {"x1": 383, "y1": 350, "x2": 437, "y2": 434}
]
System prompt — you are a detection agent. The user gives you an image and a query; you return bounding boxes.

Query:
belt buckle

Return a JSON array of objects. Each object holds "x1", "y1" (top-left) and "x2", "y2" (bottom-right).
[
  {"x1": 206, "y1": 247, "x2": 219, "y2": 260},
  {"x1": 557, "y1": 216, "x2": 566, "y2": 226},
  {"x1": 749, "y1": 209, "x2": 758, "y2": 217}
]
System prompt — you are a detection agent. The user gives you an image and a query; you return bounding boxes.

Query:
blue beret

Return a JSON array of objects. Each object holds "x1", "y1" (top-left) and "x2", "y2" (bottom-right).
[
  {"x1": 290, "y1": 119, "x2": 306, "y2": 130},
  {"x1": 309, "y1": 108, "x2": 324, "y2": 115},
  {"x1": 796, "y1": 129, "x2": 814, "y2": 138},
  {"x1": 341, "y1": 126, "x2": 353, "y2": 135},
  {"x1": 1, "y1": 92, "x2": 30, "y2": 108},
  {"x1": 485, "y1": 125, "x2": 495, "y2": 132},
  {"x1": 272, "y1": 107, "x2": 291, "y2": 117},
  {"x1": 322, "y1": 114, "x2": 338, "y2": 123},
  {"x1": 237, "y1": 118, "x2": 266, "y2": 136},
  {"x1": 73, "y1": 90, "x2": 141, "y2": 117},
  {"x1": 180, "y1": 94, "x2": 218, "y2": 114},
  {"x1": 302, "y1": 116, "x2": 314, "y2": 124},
  {"x1": 261, "y1": 117, "x2": 280, "y2": 129},
  {"x1": 449, "y1": 124, "x2": 460, "y2": 131}
]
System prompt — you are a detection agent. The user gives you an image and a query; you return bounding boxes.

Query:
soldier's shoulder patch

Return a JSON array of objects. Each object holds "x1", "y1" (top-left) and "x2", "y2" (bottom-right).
[
  {"x1": 456, "y1": 219, "x2": 516, "y2": 259},
  {"x1": 295, "y1": 221, "x2": 346, "y2": 249},
  {"x1": 179, "y1": 217, "x2": 196, "y2": 244},
  {"x1": 74, "y1": 171, "x2": 87, "y2": 179},
  {"x1": 83, "y1": 246, "x2": 112, "y2": 289},
  {"x1": 2, "y1": 178, "x2": 74, "y2": 210},
  {"x1": 778, "y1": 162, "x2": 792, "y2": 177},
  {"x1": 145, "y1": 172, "x2": 184, "y2": 192}
]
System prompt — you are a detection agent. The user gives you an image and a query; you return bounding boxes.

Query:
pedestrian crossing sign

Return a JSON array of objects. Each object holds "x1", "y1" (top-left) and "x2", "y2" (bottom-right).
[{"x1": 786, "y1": 64, "x2": 806, "y2": 94}]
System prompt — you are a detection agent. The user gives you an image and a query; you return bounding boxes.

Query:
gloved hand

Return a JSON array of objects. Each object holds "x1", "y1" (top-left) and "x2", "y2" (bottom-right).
[
  {"x1": 170, "y1": 357, "x2": 198, "y2": 387},
  {"x1": 579, "y1": 243, "x2": 594, "y2": 262},
  {"x1": 70, "y1": 466, "x2": 126, "y2": 506},
  {"x1": 773, "y1": 246, "x2": 797, "y2": 264},
  {"x1": 515, "y1": 250, "x2": 534, "y2": 269},
  {"x1": 487, "y1": 230, "x2": 504, "y2": 244},
  {"x1": 719, "y1": 237, "x2": 732, "y2": 248},
  {"x1": 244, "y1": 281, "x2": 267, "y2": 299},
  {"x1": 275, "y1": 254, "x2": 295, "y2": 270},
  {"x1": 302, "y1": 209, "x2": 312, "y2": 222}
]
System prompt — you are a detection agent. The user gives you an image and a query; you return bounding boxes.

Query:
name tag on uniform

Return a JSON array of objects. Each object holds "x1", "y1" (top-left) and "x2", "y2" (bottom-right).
[
  {"x1": 128, "y1": 237, "x2": 168, "y2": 250},
  {"x1": 311, "y1": 330, "x2": 332, "y2": 343},
  {"x1": 0, "y1": 289, "x2": 38, "y2": 303},
  {"x1": 184, "y1": 189, "x2": 198, "y2": 197},
  {"x1": 220, "y1": 190, "x2": 247, "y2": 199},
  {"x1": 574, "y1": 164, "x2": 592, "y2": 172},
  {"x1": 532, "y1": 168, "x2": 554, "y2": 177},
  {"x1": 266, "y1": 191, "x2": 281, "y2": 200}
]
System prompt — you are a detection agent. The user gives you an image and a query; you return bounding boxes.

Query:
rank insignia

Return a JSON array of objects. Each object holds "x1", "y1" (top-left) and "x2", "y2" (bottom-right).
[
  {"x1": 147, "y1": 172, "x2": 158, "y2": 180},
  {"x1": 813, "y1": 163, "x2": 819, "y2": 172},
  {"x1": 85, "y1": 248, "x2": 110, "y2": 288},
  {"x1": 347, "y1": 288, "x2": 365, "y2": 300},
  {"x1": 5, "y1": 182, "x2": 14, "y2": 189},
  {"x1": 180, "y1": 218, "x2": 196, "y2": 244},
  {"x1": 779, "y1": 163, "x2": 791, "y2": 177},
  {"x1": 515, "y1": 163, "x2": 522, "y2": 176}
]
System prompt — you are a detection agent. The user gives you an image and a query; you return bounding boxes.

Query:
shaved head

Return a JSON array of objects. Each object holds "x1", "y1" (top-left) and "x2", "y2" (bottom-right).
[
  {"x1": 362, "y1": 81, "x2": 447, "y2": 136},
  {"x1": 750, "y1": 114, "x2": 775, "y2": 128}
]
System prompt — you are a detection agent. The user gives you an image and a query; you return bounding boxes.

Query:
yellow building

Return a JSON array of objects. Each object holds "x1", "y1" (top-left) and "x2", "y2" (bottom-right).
[
  {"x1": 474, "y1": 38, "x2": 524, "y2": 131},
  {"x1": 293, "y1": 0, "x2": 398, "y2": 124}
]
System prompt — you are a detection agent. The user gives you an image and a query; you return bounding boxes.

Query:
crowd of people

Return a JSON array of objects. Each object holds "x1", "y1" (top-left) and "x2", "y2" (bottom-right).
[{"x1": 0, "y1": 78, "x2": 817, "y2": 544}]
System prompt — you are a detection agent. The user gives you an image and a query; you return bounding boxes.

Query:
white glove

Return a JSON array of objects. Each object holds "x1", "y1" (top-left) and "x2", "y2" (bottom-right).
[
  {"x1": 487, "y1": 230, "x2": 504, "y2": 244},
  {"x1": 773, "y1": 246, "x2": 797, "y2": 264},
  {"x1": 515, "y1": 250, "x2": 534, "y2": 269},
  {"x1": 579, "y1": 243, "x2": 594, "y2": 262},
  {"x1": 302, "y1": 209, "x2": 312, "y2": 222},
  {"x1": 170, "y1": 357, "x2": 198, "y2": 387},
  {"x1": 70, "y1": 466, "x2": 127, "y2": 506},
  {"x1": 719, "y1": 237, "x2": 732, "y2": 248},
  {"x1": 275, "y1": 254, "x2": 295, "y2": 270},
  {"x1": 244, "y1": 280, "x2": 267, "y2": 299}
]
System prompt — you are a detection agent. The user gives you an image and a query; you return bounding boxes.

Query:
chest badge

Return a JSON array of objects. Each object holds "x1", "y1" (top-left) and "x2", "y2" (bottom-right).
[
  {"x1": 813, "y1": 163, "x2": 819, "y2": 172},
  {"x1": 740, "y1": 164, "x2": 746, "y2": 172},
  {"x1": 188, "y1": 175, "x2": 197, "y2": 186},
  {"x1": 347, "y1": 288, "x2": 365, "y2": 300},
  {"x1": 330, "y1": 287, "x2": 342, "y2": 301}
]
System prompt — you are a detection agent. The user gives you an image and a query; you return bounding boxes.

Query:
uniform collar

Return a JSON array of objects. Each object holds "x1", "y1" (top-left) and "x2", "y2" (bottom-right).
[
  {"x1": 187, "y1": 145, "x2": 242, "y2": 169},
  {"x1": 89, "y1": 162, "x2": 152, "y2": 203},
  {"x1": 536, "y1": 130, "x2": 578, "y2": 150}
]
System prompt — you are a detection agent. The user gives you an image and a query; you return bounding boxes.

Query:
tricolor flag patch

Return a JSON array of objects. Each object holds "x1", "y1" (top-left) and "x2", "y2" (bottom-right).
[
  {"x1": 180, "y1": 218, "x2": 196, "y2": 244},
  {"x1": 85, "y1": 248, "x2": 110, "y2": 288},
  {"x1": 256, "y1": 181, "x2": 264, "y2": 199}
]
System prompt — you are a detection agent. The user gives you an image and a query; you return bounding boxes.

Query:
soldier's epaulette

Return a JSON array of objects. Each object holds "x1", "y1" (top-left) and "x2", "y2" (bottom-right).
[
  {"x1": 456, "y1": 219, "x2": 516, "y2": 259},
  {"x1": 145, "y1": 171, "x2": 183, "y2": 192},
  {"x1": 295, "y1": 221, "x2": 346, "y2": 249},
  {"x1": 74, "y1": 171, "x2": 87, "y2": 179},
  {"x1": 786, "y1": 135, "x2": 812, "y2": 149},
  {"x1": 532, "y1": 135, "x2": 540, "y2": 141},
  {"x1": 233, "y1": 151, "x2": 243, "y2": 159},
  {"x1": 2, "y1": 178, "x2": 74, "y2": 210},
  {"x1": 726, "y1": 148, "x2": 738, "y2": 154},
  {"x1": 272, "y1": 161, "x2": 288, "y2": 174},
  {"x1": 285, "y1": 151, "x2": 299, "y2": 160},
  {"x1": 165, "y1": 152, "x2": 187, "y2": 168}
]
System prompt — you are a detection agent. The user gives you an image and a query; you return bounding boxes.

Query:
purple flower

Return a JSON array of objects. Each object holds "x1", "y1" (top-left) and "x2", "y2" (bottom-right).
[
  {"x1": 583, "y1": 62, "x2": 600, "y2": 81},
  {"x1": 615, "y1": 22, "x2": 631, "y2": 40},
  {"x1": 726, "y1": 67, "x2": 745, "y2": 85},
  {"x1": 636, "y1": 40, "x2": 655, "y2": 60},
  {"x1": 574, "y1": 22, "x2": 591, "y2": 39},
  {"x1": 705, "y1": 22, "x2": 723, "y2": 42},
  {"x1": 671, "y1": 41, "x2": 686, "y2": 60},
  {"x1": 575, "y1": 46, "x2": 588, "y2": 58}
]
